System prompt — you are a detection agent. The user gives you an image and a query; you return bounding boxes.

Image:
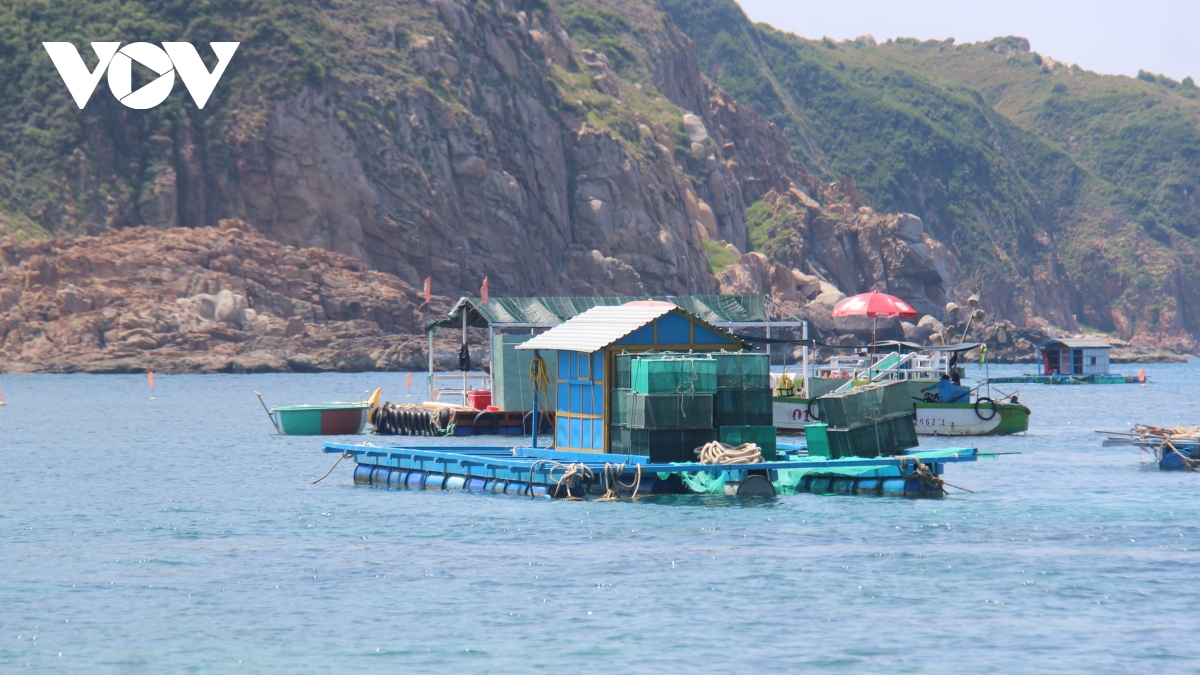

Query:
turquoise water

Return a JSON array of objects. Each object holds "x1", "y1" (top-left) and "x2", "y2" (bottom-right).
[{"x1": 2, "y1": 363, "x2": 1199, "y2": 672}]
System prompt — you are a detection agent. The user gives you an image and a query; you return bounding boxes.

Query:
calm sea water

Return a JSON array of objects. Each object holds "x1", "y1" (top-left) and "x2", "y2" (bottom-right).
[{"x1": 2, "y1": 362, "x2": 1199, "y2": 673}]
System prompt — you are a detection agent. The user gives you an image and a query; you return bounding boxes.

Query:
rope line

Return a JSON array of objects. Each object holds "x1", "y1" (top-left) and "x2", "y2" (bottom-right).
[{"x1": 311, "y1": 452, "x2": 353, "y2": 484}]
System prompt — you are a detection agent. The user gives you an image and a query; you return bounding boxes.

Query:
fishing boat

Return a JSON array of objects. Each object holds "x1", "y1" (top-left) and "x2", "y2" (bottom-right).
[
  {"x1": 988, "y1": 339, "x2": 1144, "y2": 384},
  {"x1": 260, "y1": 389, "x2": 379, "y2": 436},
  {"x1": 773, "y1": 342, "x2": 1030, "y2": 436}
]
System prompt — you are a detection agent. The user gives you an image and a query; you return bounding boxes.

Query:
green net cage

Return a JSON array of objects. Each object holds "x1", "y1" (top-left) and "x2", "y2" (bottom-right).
[
  {"x1": 615, "y1": 354, "x2": 633, "y2": 390},
  {"x1": 627, "y1": 393, "x2": 714, "y2": 430},
  {"x1": 717, "y1": 425, "x2": 778, "y2": 460},
  {"x1": 630, "y1": 355, "x2": 718, "y2": 395},
  {"x1": 712, "y1": 352, "x2": 770, "y2": 389},
  {"x1": 610, "y1": 389, "x2": 631, "y2": 426},
  {"x1": 817, "y1": 381, "x2": 912, "y2": 428},
  {"x1": 609, "y1": 427, "x2": 716, "y2": 463},
  {"x1": 714, "y1": 389, "x2": 773, "y2": 426},
  {"x1": 825, "y1": 415, "x2": 918, "y2": 458}
]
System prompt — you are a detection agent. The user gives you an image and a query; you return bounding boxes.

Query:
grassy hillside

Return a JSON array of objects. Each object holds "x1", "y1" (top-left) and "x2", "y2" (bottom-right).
[
  {"x1": 660, "y1": 0, "x2": 1200, "y2": 344},
  {"x1": 878, "y1": 37, "x2": 1200, "y2": 240}
]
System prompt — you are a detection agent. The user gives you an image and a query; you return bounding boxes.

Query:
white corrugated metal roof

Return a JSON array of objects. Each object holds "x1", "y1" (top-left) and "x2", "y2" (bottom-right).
[
  {"x1": 515, "y1": 304, "x2": 678, "y2": 353},
  {"x1": 1041, "y1": 338, "x2": 1112, "y2": 349}
]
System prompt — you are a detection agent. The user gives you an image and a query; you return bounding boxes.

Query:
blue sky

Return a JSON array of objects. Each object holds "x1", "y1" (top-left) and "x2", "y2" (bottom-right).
[{"x1": 736, "y1": 0, "x2": 1198, "y2": 82}]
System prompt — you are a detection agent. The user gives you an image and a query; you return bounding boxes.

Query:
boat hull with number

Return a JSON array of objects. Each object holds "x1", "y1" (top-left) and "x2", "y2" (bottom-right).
[{"x1": 773, "y1": 398, "x2": 1030, "y2": 436}]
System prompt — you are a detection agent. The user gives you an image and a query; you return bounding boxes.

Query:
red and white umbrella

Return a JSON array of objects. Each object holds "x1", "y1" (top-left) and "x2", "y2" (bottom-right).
[
  {"x1": 831, "y1": 291, "x2": 918, "y2": 319},
  {"x1": 831, "y1": 291, "x2": 918, "y2": 347}
]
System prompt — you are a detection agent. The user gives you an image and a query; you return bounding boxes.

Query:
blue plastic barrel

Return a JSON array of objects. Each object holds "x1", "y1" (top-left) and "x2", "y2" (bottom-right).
[
  {"x1": 881, "y1": 478, "x2": 907, "y2": 497},
  {"x1": 809, "y1": 477, "x2": 834, "y2": 493},
  {"x1": 370, "y1": 467, "x2": 390, "y2": 485},
  {"x1": 505, "y1": 481, "x2": 528, "y2": 495},
  {"x1": 904, "y1": 479, "x2": 925, "y2": 497},
  {"x1": 424, "y1": 473, "x2": 447, "y2": 490},
  {"x1": 529, "y1": 484, "x2": 550, "y2": 497},
  {"x1": 466, "y1": 477, "x2": 488, "y2": 491},
  {"x1": 406, "y1": 471, "x2": 428, "y2": 489},
  {"x1": 855, "y1": 478, "x2": 881, "y2": 495},
  {"x1": 444, "y1": 475, "x2": 467, "y2": 490},
  {"x1": 387, "y1": 469, "x2": 409, "y2": 488},
  {"x1": 352, "y1": 464, "x2": 372, "y2": 485},
  {"x1": 830, "y1": 478, "x2": 856, "y2": 494}
]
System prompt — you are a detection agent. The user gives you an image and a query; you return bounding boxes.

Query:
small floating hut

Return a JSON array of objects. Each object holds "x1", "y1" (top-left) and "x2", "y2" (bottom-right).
[{"x1": 990, "y1": 338, "x2": 1141, "y2": 384}]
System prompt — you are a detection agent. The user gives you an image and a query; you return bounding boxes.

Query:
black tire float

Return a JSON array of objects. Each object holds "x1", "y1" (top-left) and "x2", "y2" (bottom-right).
[
  {"x1": 473, "y1": 410, "x2": 499, "y2": 435},
  {"x1": 974, "y1": 396, "x2": 998, "y2": 421}
]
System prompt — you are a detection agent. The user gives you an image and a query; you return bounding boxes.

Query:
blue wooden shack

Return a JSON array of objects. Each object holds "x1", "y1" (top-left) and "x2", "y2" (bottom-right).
[{"x1": 516, "y1": 302, "x2": 747, "y2": 453}]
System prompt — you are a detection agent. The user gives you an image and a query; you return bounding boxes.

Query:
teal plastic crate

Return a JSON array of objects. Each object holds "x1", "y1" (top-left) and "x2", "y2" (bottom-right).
[{"x1": 804, "y1": 423, "x2": 830, "y2": 458}]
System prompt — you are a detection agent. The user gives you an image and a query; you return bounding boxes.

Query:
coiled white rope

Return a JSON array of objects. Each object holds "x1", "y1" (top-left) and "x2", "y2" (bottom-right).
[{"x1": 694, "y1": 441, "x2": 762, "y2": 465}]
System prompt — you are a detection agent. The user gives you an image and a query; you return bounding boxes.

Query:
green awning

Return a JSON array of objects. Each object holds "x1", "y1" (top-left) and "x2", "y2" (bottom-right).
[{"x1": 425, "y1": 295, "x2": 768, "y2": 332}]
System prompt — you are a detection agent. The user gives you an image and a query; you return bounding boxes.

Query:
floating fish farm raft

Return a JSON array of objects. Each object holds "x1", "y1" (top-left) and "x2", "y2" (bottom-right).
[
  {"x1": 325, "y1": 442, "x2": 984, "y2": 498},
  {"x1": 324, "y1": 302, "x2": 1002, "y2": 499}
]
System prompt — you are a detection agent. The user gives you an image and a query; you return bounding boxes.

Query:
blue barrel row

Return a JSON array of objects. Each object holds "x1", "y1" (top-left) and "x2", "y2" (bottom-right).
[
  {"x1": 799, "y1": 474, "x2": 943, "y2": 498},
  {"x1": 351, "y1": 462, "x2": 686, "y2": 498},
  {"x1": 353, "y1": 463, "x2": 552, "y2": 497}
]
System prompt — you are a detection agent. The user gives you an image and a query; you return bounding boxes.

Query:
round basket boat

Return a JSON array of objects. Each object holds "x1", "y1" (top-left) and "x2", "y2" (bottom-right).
[{"x1": 270, "y1": 403, "x2": 370, "y2": 435}]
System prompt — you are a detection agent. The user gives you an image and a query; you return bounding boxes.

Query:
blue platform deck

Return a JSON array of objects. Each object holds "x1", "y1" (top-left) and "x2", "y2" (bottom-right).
[{"x1": 323, "y1": 442, "x2": 984, "y2": 498}]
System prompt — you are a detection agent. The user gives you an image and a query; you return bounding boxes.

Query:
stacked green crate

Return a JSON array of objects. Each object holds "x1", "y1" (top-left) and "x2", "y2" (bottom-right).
[
  {"x1": 713, "y1": 352, "x2": 771, "y2": 389},
  {"x1": 817, "y1": 381, "x2": 917, "y2": 458},
  {"x1": 615, "y1": 354, "x2": 634, "y2": 390},
  {"x1": 819, "y1": 381, "x2": 911, "y2": 428},
  {"x1": 610, "y1": 389, "x2": 631, "y2": 426},
  {"x1": 825, "y1": 417, "x2": 918, "y2": 459},
  {"x1": 710, "y1": 352, "x2": 775, "y2": 459},
  {"x1": 627, "y1": 394, "x2": 713, "y2": 429},
  {"x1": 610, "y1": 354, "x2": 716, "y2": 462},
  {"x1": 718, "y1": 425, "x2": 777, "y2": 460},
  {"x1": 630, "y1": 356, "x2": 717, "y2": 394},
  {"x1": 712, "y1": 353, "x2": 772, "y2": 426}
]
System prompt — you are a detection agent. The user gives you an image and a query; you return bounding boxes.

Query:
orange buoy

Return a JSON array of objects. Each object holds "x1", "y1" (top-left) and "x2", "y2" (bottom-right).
[{"x1": 148, "y1": 371, "x2": 156, "y2": 400}]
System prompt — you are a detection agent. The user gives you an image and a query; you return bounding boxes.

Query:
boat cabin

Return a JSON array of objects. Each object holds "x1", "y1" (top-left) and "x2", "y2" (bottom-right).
[
  {"x1": 516, "y1": 302, "x2": 747, "y2": 452},
  {"x1": 1038, "y1": 339, "x2": 1112, "y2": 376}
]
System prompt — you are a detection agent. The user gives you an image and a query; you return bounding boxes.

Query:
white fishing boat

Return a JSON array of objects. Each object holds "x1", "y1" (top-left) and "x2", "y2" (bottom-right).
[{"x1": 773, "y1": 342, "x2": 1030, "y2": 436}]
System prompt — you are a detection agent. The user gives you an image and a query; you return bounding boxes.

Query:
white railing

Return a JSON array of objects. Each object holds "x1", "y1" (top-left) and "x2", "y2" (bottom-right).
[
  {"x1": 430, "y1": 373, "x2": 492, "y2": 405},
  {"x1": 818, "y1": 351, "x2": 950, "y2": 386}
]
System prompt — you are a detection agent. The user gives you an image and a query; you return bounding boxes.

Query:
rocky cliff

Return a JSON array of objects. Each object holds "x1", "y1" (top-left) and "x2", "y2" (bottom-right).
[{"x1": 0, "y1": 221, "x2": 453, "y2": 372}]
